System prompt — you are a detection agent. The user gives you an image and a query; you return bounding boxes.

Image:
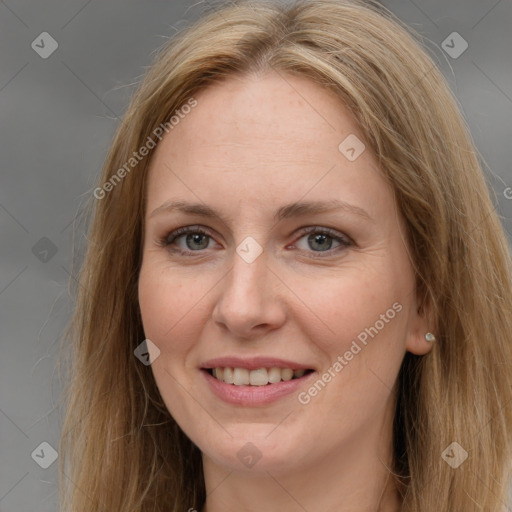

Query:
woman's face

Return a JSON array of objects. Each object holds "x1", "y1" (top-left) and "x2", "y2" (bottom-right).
[{"x1": 138, "y1": 71, "x2": 431, "y2": 477}]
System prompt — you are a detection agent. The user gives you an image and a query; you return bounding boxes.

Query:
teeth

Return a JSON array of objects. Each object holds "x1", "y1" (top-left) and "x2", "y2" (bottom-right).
[
  {"x1": 268, "y1": 367, "x2": 282, "y2": 384},
  {"x1": 233, "y1": 368, "x2": 249, "y2": 386},
  {"x1": 209, "y1": 367, "x2": 310, "y2": 386},
  {"x1": 249, "y1": 368, "x2": 268, "y2": 386},
  {"x1": 223, "y1": 367, "x2": 234, "y2": 384},
  {"x1": 281, "y1": 368, "x2": 293, "y2": 381}
]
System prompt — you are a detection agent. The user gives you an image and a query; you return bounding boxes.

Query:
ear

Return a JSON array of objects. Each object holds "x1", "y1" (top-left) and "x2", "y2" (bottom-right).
[{"x1": 405, "y1": 289, "x2": 435, "y2": 356}]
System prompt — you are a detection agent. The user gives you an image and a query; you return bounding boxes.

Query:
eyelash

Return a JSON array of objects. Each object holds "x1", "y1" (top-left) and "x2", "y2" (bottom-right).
[{"x1": 156, "y1": 225, "x2": 354, "y2": 258}]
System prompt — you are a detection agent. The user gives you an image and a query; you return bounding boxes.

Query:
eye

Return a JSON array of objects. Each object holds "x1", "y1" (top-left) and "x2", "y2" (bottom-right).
[
  {"x1": 292, "y1": 227, "x2": 353, "y2": 256},
  {"x1": 157, "y1": 225, "x2": 353, "y2": 257},
  {"x1": 158, "y1": 226, "x2": 216, "y2": 254}
]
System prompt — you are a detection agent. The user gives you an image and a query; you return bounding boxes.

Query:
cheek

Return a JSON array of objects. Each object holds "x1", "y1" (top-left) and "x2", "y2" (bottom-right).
[
  {"x1": 291, "y1": 265, "x2": 403, "y2": 349},
  {"x1": 138, "y1": 268, "x2": 170, "y2": 340},
  {"x1": 138, "y1": 265, "x2": 194, "y2": 352},
  {"x1": 137, "y1": 264, "x2": 208, "y2": 422},
  {"x1": 291, "y1": 264, "x2": 408, "y2": 406}
]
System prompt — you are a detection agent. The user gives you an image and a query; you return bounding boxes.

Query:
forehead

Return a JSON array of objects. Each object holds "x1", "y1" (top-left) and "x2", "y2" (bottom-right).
[
  {"x1": 172, "y1": 72, "x2": 362, "y2": 156},
  {"x1": 145, "y1": 71, "x2": 390, "y2": 220}
]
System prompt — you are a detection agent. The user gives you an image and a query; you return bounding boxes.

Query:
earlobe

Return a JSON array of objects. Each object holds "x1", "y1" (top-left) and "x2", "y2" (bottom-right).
[
  {"x1": 406, "y1": 331, "x2": 435, "y2": 356},
  {"x1": 406, "y1": 296, "x2": 436, "y2": 356}
]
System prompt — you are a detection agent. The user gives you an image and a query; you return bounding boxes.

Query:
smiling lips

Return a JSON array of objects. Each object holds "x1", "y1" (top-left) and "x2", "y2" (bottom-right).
[
  {"x1": 208, "y1": 367, "x2": 310, "y2": 386},
  {"x1": 202, "y1": 364, "x2": 316, "y2": 406},
  {"x1": 201, "y1": 356, "x2": 315, "y2": 387}
]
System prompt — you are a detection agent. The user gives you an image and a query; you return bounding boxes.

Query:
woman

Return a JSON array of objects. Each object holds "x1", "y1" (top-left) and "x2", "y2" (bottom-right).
[{"x1": 58, "y1": 0, "x2": 512, "y2": 510}]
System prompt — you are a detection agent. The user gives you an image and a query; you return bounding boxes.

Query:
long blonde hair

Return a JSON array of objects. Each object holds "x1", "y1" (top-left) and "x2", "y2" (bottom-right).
[{"x1": 58, "y1": 0, "x2": 512, "y2": 510}]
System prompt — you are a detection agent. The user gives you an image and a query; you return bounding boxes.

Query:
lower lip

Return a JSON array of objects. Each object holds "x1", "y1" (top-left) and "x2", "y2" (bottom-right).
[{"x1": 201, "y1": 369, "x2": 315, "y2": 406}]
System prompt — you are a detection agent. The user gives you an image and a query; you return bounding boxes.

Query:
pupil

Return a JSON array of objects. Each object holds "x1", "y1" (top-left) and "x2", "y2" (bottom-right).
[
  {"x1": 310, "y1": 233, "x2": 331, "y2": 251},
  {"x1": 187, "y1": 233, "x2": 209, "y2": 250}
]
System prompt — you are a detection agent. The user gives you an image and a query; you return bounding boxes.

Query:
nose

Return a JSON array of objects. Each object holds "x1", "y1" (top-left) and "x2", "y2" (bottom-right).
[{"x1": 211, "y1": 248, "x2": 287, "y2": 340}]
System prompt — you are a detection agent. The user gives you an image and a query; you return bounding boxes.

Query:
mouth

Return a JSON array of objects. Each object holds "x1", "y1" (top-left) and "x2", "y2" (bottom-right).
[{"x1": 202, "y1": 367, "x2": 315, "y2": 386}]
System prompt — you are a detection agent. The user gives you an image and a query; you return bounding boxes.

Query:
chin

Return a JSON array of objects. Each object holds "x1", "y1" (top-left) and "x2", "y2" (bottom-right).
[{"x1": 197, "y1": 427, "x2": 308, "y2": 475}]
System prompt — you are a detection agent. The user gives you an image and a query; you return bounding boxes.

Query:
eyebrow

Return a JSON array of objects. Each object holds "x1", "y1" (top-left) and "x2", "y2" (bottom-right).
[{"x1": 149, "y1": 199, "x2": 373, "y2": 224}]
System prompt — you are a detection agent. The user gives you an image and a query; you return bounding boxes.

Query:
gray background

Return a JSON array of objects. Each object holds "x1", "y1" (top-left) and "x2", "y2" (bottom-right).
[{"x1": 1, "y1": 0, "x2": 511, "y2": 510}]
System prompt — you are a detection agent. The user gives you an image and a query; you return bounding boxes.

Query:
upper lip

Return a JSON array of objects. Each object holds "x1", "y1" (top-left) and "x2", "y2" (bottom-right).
[{"x1": 200, "y1": 356, "x2": 314, "y2": 371}]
